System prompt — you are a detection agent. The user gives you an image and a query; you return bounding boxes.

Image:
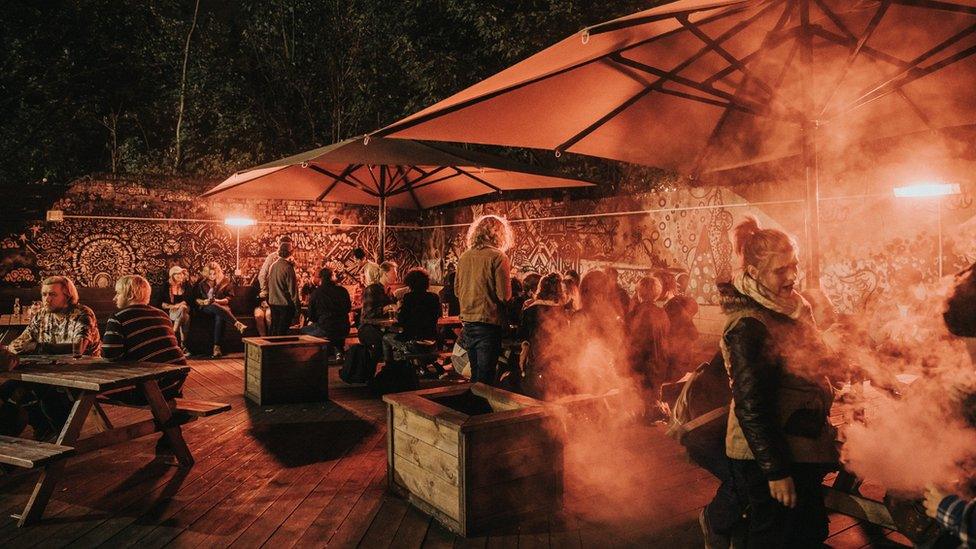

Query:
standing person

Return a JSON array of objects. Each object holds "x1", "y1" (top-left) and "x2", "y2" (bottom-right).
[
  {"x1": 720, "y1": 216, "x2": 838, "y2": 548},
  {"x1": 257, "y1": 236, "x2": 294, "y2": 333},
  {"x1": 302, "y1": 267, "x2": 351, "y2": 355},
  {"x1": 517, "y1": 273, "x2": 569, "y2": 398},
  {"x1": 267, "y1": 243, "x2": 299, "y2": 336},
  {"x1": 626, "y1": 275, "x2": 671, "y2": 390},
  {"x1": 195, "y1": 262, "x2": 246, "y2": 358},
  {"x1": 153, "y1": 266, "x2": 192, "y2": 353},
  {"x1": 456, "y1": 214, "x2": 513, "y2": 385},
  {"x1": 605, "y1": 267, "x2": 631, "y2": 318}
]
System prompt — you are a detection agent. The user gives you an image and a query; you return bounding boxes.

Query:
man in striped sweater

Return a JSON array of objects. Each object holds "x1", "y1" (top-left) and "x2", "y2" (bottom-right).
[{"x1": 101, "y1": 275, "x2": 187, "y2": 405}]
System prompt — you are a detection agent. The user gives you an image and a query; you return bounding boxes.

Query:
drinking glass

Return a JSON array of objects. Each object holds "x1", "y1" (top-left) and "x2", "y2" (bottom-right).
[
  {"x1": 441, "y1": 303, "x2": 450, "y2": 318},
  {"x1": 71, "y1": 339, "x2": 85, "y2": 358}
]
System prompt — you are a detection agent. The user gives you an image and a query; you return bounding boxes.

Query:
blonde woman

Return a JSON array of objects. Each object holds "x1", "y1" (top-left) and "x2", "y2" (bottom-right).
[
  {"x1": 358, "y1": 261, "x2": 394, "y2": 365},
  {"x1": 717, "y1": 216, "x2": 837, "y2": 547},
  {"x1": 456, "y1": 214, "x2": 513, "y2": 384},
  {"x1": 195, "y1": 262, "x2": 246, "y2": 358},
  {"x1": 154, "y1": 266, "x2": 192, "y2": 351}
]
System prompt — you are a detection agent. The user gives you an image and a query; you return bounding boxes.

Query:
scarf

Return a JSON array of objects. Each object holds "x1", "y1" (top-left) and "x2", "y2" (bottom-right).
[{"x1": 732, "y1": 271, "x2": 812, "y2": 322}]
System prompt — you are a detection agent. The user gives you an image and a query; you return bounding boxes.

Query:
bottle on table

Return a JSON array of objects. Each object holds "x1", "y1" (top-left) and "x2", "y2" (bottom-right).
[{"x1": 12, "y1": 298, "x2": 20, "y2": 316}]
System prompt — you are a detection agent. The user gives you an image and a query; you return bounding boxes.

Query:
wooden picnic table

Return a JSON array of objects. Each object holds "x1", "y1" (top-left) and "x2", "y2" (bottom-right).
[
  {"x1": 0, "y1": 355, "x2": 194, "y2": 526},
  {"x1": 0, "y1": 314, "x2": 31, "y2": 343}
]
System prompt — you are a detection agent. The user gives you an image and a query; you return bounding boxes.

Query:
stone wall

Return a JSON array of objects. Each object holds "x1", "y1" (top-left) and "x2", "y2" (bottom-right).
[{"x1": 0, "y1": 177, "x2": 426, "y2": 289}]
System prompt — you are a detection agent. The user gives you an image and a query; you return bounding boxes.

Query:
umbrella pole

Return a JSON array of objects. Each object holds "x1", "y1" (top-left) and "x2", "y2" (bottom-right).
[
  {"x1": 802, "y1": 122, "x2": 821, "y2": 289},
  {"x1": 378, "y1": 194, "x2": 386, "y2": 262}
]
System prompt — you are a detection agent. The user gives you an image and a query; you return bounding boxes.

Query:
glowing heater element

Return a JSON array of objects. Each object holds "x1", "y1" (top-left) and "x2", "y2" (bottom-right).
[
  {"x1": 224, "y1": 216, "x2": 257, "y2": 226},
  {"x1": 892, "y1": 183, "x2": 961, "y2": 198}
]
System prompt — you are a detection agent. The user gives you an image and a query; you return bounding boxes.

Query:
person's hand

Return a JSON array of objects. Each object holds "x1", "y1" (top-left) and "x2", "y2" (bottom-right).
[
  {"x1": 769, "y1": 477, "x2": 797, "y2": 508},
  {"x1": 0, "y1": 346, "x2": 18, "y2": 372},
  {"x1": 924, "y1": 484, "x2": 949, "y2": 518}
]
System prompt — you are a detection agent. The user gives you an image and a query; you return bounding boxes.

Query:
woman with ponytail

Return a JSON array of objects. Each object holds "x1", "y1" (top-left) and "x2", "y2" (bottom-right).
[{"x1": 715, "y1": 216, "x2": 838, "y2": 548}]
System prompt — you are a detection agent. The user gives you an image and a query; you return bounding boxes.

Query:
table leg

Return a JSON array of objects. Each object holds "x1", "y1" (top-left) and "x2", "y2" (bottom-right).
[
  {"x1": 16, "y1": 393, "x2": 94, "y2": 527},
  {"x1": 139, "y1": 380, "x2": 194, "y2": 467}
]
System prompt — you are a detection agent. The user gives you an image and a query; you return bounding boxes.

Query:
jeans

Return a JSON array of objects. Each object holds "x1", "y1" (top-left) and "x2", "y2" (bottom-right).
[
  {"x1": 269, "y1": 304, "x2": 295, "y2": 336},
  {"x1": 684, "y1": 428, "x2": 743, "y2": 535},
  {"x1": 461, "y1": 322, "x2": 503, "y2": 385},
  {"x1": 199, "y1": 304, "x2": 235, "y2": 346},
  {"x1": 730, "y1": 459, "x2": 833, "y2": 548}
]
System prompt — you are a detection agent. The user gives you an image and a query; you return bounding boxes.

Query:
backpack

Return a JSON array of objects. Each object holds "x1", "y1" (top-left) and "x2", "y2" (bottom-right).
[
  {"x1": 662, "y1": 354, "x2": 731, "y2": 444},
  {"x1": 368, "y1": 360, "x2": 419, "y2": 395},
  {"x1": 340, "y1": 343, "x2": 376, "y2": 384},
  {"x1": 944, "y1": 262, "x2": 976, "y2": 337}
]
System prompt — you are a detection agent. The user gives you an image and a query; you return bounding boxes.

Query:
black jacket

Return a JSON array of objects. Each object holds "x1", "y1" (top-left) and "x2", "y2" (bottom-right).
[
  {"x1": 308, "y1": 281, "x2": 351, "y2": 337},
  {"x1": 720, "y1": 283, "x2": 837, "y2": 480}
]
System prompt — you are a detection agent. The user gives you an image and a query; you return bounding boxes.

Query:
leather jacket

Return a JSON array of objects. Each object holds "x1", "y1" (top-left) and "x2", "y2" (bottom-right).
[{"x1": 719, "y1": 283, "x2": 838, "y2": 480}]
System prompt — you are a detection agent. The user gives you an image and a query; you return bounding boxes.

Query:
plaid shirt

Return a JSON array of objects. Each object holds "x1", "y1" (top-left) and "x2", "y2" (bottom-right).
[
  {"x1": 937, "y1": 495, "x2": 976, "y2": 548},
  {"x1": 9, "y1": 304, "x2": 102, "y2": 357}
]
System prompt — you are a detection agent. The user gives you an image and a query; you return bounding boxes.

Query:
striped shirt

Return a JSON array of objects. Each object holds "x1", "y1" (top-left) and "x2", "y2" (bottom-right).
[
  {"x1": 937, "y1": 495, "x2": 976, "y2": 547},
  {"x1": 102, "y1": 305, "x2": 187, "y2": 365}
]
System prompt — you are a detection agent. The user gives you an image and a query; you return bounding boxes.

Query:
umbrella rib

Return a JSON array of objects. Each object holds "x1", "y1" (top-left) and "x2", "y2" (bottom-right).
[
  {"x1": 372, "y1": 2, "x2": 749, "y2": 139},
  {"x1": 809, "y1": 26, "x2": 911, "y2": 69},
  {"x1": 400, "y1": 169, "x2": 425, "y2": 210},
  {"x1": 896, "y1": 89, "x2": 935, "y2": 129},
  {"x1": 691, "y1": 1, "x2": 799, "y2": 179},
  {"x1": 828, "y1": 24, "x2": 976, "y2": 119},
  {"x1": 406, "y1": 171, "x2": 464, "y2": 192},
  {"x1": 588, "y1": 1, "x2": 751, "y2": 36},
  {"x1": 609, "y1": 53, "x2": 783, "y2": 120},
  {"x1": 816, "y1": 0, "x2": 892, "y2": 117},
  {"x1": 555, "y1": 1, "x2": 786, "y2": 153},
  {"x1": 811, "y1": 0, "x2": 857, "y2": 40},
  {"x1": 314, "y1": 163, "x2": 362, "y2": 202},
  {"x1": 677, "y1": 15, "x2": 801, "y2": 119},
  {"x1": 454, "y1": 167, "x2": 502, "y2": 193},
  {"x1": 308, "y1": 164, "x2": 380, "y2": 198}
]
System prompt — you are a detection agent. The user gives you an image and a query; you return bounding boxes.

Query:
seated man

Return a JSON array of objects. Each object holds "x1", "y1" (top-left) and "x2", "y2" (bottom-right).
[
  {"x1": 101, "y1": 275, "x2": 187, "y2": 404},
  {"x1": 301, "y1": 267, "x2": 351, "y2": 355},
  {"x1": 1, "y1": 276, "x2": 101, "y2": 439},
  {"x1": 8, "y1": 275, "x2": 101, "y2": 356}
]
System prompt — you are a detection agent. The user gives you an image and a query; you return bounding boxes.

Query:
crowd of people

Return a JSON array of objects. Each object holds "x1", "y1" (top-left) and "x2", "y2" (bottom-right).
[{"x1": 1, "y1": 212, "x2": 974, "y2": 548}]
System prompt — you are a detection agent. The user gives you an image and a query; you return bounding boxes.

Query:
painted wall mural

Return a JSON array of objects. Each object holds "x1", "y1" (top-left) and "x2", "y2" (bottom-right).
[{"x1": 0, "y1": 178, "x2": 425, "y2": 289}]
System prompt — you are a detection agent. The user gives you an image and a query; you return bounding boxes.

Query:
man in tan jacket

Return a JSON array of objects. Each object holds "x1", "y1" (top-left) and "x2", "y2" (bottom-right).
[{"x1": 456, "y1": 215, "x2": 513, "y2": 385}]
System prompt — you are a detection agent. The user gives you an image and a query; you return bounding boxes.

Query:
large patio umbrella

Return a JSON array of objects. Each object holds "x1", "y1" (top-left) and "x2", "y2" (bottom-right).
[
  {"x1": 202, "y1": 136, "x2": 594, "y2": 260},
  {"x1": 372, "y1": 0, "x2": 976, "y2": 284}
]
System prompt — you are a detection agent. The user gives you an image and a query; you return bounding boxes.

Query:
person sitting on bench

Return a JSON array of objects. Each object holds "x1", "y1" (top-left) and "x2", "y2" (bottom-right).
[
  {"x1": 195, "y1": 262, "x2": 246, "y2": 358},
  {"x1": 1, "y1": 276, "x2": 102, "y2": 439},
  {"x1": 101, "y1": 275, "x2": 187, "y2": 404},
  {"x1": 383, "y1": 267, "x2": 439, "y2": 363},
  {"x1": 301, "y1": 266, "x2": 351, "y2": 355}
]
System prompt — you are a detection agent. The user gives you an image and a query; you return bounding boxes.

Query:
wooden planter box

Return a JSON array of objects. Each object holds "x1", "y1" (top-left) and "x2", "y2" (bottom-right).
[
  {"x1": 383, "y1": 383, "x2": 563, "y2": 536},
  {"x1": 243, "y1": 335, "x2": 329, "y2": 405}
]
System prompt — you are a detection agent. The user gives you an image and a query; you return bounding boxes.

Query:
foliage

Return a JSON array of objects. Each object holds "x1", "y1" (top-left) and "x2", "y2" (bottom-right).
[{"x1": 0, "y1": 0, "x2": 655, "y2": 190}]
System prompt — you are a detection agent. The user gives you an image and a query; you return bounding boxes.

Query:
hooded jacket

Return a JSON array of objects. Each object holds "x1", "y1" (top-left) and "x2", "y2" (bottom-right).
[{"x1": 719, "y1": 283, "x2": 838, "y2": 480}]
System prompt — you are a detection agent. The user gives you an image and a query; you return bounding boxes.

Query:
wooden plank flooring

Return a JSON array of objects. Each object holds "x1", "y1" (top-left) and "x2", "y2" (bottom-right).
[{"x1": 0, "y1": 356, "x2": 912, "y2": 548}]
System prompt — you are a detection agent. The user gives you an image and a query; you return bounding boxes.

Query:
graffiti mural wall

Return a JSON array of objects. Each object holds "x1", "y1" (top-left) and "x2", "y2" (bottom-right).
[{"x1": 0, "y1": 178, "x2": 425, "y2": 289}]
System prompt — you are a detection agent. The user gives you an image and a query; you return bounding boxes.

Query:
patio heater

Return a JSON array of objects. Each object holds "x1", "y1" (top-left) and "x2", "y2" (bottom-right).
[
  {"x1": 893, "y1": 182, "x2": 961, "y2": 277},
  {"x1": 224, "y1": 216, "x2": 257, "y2": 278}
]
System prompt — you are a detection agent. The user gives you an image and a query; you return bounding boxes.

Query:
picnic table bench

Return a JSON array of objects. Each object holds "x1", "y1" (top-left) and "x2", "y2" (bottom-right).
[{"x1": 0, "y1": 356, "x2": 230, "y2": 526}]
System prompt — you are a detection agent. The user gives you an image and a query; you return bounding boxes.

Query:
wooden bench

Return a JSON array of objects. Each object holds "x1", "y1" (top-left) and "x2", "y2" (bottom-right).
[
  {"x1": 95, "y1": 396, "x2": 231, "y2": 420},
  {"x1": 0, "y1": 435, "x2": 74, "y2": 469}
]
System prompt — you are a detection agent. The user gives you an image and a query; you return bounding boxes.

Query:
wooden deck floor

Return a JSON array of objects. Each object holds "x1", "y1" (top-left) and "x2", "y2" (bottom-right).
[{"x1": 0, "y1": 357, "x2": 912, "y2": 548}]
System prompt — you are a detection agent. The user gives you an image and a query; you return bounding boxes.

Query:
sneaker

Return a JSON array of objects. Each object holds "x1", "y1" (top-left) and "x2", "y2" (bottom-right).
[
  {"x1": 235, "y1": 321, "x2": 247, "y2": 334},
  {"x1": 212, "y1": 345, "x2": 223, "y2": 359},
  {"x1": 699, "y1": 509, "x2": 730, "y2": 549}
]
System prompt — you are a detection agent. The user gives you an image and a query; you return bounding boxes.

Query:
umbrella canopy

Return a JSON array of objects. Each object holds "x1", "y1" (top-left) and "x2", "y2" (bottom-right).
[
  {"x1": 203, "y1": 136, "x2": 593, "y2": 259},
  {"x1": 372, "y1": 0, "x2": 976, "y2": 281}
]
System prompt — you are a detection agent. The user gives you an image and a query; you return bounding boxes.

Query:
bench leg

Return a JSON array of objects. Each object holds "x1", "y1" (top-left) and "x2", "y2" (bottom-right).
[
  {"x1": 16, "y1": 394, "x2": 94, "y2": 527},
  {"x1": 139, "y1": 380, "x2": 194, "y2": 467}
]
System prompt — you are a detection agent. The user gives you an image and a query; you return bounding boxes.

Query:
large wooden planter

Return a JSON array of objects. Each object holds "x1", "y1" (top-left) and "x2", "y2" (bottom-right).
[
  {"x1": 243, "y1": 335, "x2": 329, "y2": 405},
  {"x1": 383, "y1": 383, "x2": 563, "y2": 536}
]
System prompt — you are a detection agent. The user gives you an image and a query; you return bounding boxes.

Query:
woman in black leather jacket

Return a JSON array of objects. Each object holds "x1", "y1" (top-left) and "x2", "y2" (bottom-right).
[{"x1": 720, "y1": 217, "x2": 838, "y2": 548}]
